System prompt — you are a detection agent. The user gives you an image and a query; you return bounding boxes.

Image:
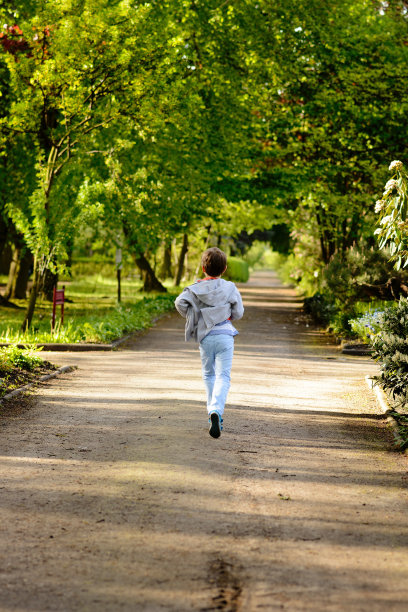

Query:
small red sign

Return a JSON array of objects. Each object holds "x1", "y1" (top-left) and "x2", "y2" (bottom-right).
[{"x1": 52, "y1": 286, "x2": 65, "y2": 330}]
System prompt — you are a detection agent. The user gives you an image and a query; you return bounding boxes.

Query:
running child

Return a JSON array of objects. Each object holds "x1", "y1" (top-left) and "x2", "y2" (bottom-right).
[{"x1": 175, "y1": 247, "x2": 244, "y2": 438}]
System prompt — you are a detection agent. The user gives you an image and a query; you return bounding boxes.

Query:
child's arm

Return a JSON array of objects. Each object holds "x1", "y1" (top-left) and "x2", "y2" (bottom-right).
[
  {"x1": 174, "y1": 290, "x2": 192, "y2": 318},
  {"x1": 230, "y1": 287, "x2": 244, "y2": 321}
]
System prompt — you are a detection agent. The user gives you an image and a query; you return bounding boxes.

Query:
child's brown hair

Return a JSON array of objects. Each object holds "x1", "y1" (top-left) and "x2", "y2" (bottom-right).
[{"x1": 201, "y1": 247, "x2": 227, "y2": 277}]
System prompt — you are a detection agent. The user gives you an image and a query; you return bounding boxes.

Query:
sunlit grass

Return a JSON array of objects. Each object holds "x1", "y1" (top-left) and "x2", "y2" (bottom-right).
[
  {"x1": 0, "y1": 274, "x2": 177, "y2": 344},
  {"x1": 0, "y1": 344, "x2": 53, "y2": 397}
]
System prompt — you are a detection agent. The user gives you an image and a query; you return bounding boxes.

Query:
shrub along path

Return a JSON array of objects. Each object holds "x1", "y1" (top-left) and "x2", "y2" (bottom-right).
[{"x1": 1, "y1": 271, "x2": 407, "y2": 611}]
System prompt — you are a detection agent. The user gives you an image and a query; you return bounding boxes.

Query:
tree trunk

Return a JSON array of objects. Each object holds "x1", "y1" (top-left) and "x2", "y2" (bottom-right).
[
  {"x1": 5, "y1": 246, "x2": 32, "y2": 300},
  {"x1": 65, "y1": 235, "x2": 74, "y2": 278},
  {"x1": 315, "y1": 210, "x2": 329, "y2": 264},
  {"x1": 40, "y1": 267, "x2": 59, "y2": 301},
  {"x1": 0, "y1": 215, "x2": 9, "y2": 264},
  {"x1": 13, "y1": 249, "x2": 33, "y2": 299},
  {"x1": 4, "y1": 245, "x2": 20, "y2": 301},
  {"x1": 175, "y1": 233, "x2": 189, "y2": 286},
  {"x1": 122, "y1": 221, "x2": 167, "y2": 293},
  {"x1": 315, "y1": 209, "x2": 337, "y2": 264},
  {"x1": 22, "y1": 256, "x2": 40, "y2": 330},
  {"x1": 160, "y1": 241, "x2": 173, "y2": 280},
  {"x1": 194, "y1": 225, "x2": 212, "y2": 277},
  {"x1": 0, "y1": 243, "x2": 12, "y2": 276},
  {"x1": 132, "y1": 252, "x2": 167, "y2": 292}
]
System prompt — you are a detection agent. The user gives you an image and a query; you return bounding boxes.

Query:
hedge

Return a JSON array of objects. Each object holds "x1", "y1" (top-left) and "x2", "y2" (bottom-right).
[{"x1": 224, "y1": 257, "x2": 250, "y2": 283}]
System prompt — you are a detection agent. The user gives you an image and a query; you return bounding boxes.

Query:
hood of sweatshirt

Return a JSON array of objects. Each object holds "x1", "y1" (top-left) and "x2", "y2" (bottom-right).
[{"x1": 188, "y1": 278, "x2": 236, "y2": 306}]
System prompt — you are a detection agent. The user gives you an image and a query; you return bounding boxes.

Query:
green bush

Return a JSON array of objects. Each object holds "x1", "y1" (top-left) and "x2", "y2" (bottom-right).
[
  {"x1": 371, "y1": 298, "x2": 408, "y2": 398},
  {"x1": 303, "y1": 293, "x2": 336, "y2": 325},
  {"x1": 321, "y1": 243, "x2": 408, "y2": 307},
  {"x1": 0, "y1": 345, "x2": 44, "y2": 373},
  {"x1": 76, "y1": 295, "x2": 175, "y2": 342},
  {"x1": 329, "y1": 307, "x2": 359, "y2": 337},
  {"x1": 224, "y1": 257, "x2": 249, "y2": 283}
]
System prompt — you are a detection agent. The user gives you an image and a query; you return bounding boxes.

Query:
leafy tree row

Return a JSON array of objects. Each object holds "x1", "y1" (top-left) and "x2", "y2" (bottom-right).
[{"x1": 1, "y1": 0, "x2": 408, "y2": 327}]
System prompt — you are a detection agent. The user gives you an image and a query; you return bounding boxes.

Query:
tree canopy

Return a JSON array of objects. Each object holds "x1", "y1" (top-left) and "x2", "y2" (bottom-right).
[{"x1": 1, "y1": 0, "x2": 408, "y2": 323}]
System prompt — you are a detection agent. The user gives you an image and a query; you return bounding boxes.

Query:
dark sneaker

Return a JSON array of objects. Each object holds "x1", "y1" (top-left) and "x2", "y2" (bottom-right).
[{"x1": 209, "y1": 411, "x2": 222, "y2": 438}]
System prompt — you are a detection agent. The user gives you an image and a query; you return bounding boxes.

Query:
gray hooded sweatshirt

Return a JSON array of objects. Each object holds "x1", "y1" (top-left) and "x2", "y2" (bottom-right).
[{"x1": 175, "y1": 278, "x2": 244, "y2": 343}]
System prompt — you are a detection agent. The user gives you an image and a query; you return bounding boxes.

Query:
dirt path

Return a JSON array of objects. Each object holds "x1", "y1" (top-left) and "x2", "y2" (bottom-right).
[{"x1": 1, "y1": 271, "x2": 407, "y2": 611}]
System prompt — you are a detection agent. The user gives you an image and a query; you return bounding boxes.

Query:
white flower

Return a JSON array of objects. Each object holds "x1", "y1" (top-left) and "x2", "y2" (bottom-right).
[
  {"x1": 375, "y1": 200, "x2": 385, "y2": 213},
  {"x1": 384, "y1": 179, "x2": 399, "y2": 194},
  {"x1": 389, "y1": 160, "x2": 403, "y2": 172}
]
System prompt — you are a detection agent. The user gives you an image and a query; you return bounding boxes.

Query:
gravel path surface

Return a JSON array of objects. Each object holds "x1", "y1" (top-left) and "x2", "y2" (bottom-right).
[{"x1": 1, "y1": 271, "x2": 407, "y2": 611}]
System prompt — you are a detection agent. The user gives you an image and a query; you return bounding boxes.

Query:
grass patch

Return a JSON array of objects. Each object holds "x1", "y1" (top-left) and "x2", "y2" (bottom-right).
[
  {"x1": 0, "y1": 345, "x2": 56, "y2": 398},
  {"x1": 0, "y1": 275, "x2": 177, "y2": 344}
]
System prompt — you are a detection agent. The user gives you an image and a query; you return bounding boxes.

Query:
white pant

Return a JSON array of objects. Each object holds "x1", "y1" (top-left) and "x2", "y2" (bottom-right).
[{"x1": 199, "y1": 334, "x2": 234, "y2": 417}]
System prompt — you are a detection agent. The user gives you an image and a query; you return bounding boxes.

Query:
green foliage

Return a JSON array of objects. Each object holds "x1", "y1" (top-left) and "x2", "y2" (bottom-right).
[
  {"x1": 241, "y1": 243, "x2": 286, "y2": 271},
  {"x1": 303, "y1": 293, "x2": 336, "y2": 326},
  {"x1": 241, "y1": 243, "x2": 266, "y2": 269},
  {"x1": 320, "y1": 243, "x2": 406, "y2": 306},
  {"x1": 2, "y1": 0, "x2": 149, "y2": 268},
  {"x1": 278, "y1": 252, "x2": 320, "y2": 297},
  {"x1": 279, "y1": 238, "x2": 407, "y2": 336},
  {"x1": 374, "y1": 160, "x2": 408, "y2": 269},
  {"x1": 251, "y1": 1, "x2": 408, "y2": 277},
  {"x1": 75, "y1": 296, "x2": 176, "y2": 343},
  {"x1": 3, "y1": 0, "x2": 408, "y2": 327},
  {"x1": 349, "y1": 310, "x2": 385, "y2": 341},
  {"x1": 0, "y1": 345, "x2": 44, "y2": 373},
  {"x1": 68, "y1": 258, "x2": 135, "y2": 280},
  {"x1": 329, "y1": 308, "x2": 359, "y2": 338},
  {"x1": 259, "y1": 250, "x2": 287, "y2": 272},
  {"x1": 387, "y1": 411, "x2": 408, "y2": 451},
  {"x1": 0, "y1": 295, "x2": 175, "y2": 344},
  {"x1": 223, "y1": 257, "x2": 249, "y2": 283},
  {"x1": 371, "y1": 299, "x2": 408, "y2": 398},
  {"x1": 0, "y1": 269, "x2": 177, "y2": 343}
]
